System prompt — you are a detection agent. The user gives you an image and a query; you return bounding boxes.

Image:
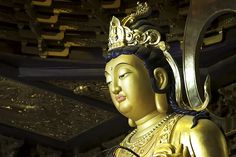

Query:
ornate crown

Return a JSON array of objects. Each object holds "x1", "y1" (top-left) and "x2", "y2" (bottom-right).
[{"x1": 108, "y1": 2, "x2": 167, "y2": 52}]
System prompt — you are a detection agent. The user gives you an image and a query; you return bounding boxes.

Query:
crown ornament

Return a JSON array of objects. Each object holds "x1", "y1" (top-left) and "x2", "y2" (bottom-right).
[
  {"x1": 108, "y1": 16, "x2": 162, "y2": 51},
  {"x1": 108, "y1": 2, "x2": 163, "y2": 51}
]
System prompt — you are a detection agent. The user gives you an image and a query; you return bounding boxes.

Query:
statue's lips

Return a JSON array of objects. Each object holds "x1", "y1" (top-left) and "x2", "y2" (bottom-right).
[{"x1": 115, "y1": 94, "x2": 126, "y2": 103}]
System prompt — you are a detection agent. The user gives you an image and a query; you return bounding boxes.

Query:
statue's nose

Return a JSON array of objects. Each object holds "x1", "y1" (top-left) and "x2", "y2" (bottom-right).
[{"x1": 111, "y1": 86, "x2": 121, "y2": 94}]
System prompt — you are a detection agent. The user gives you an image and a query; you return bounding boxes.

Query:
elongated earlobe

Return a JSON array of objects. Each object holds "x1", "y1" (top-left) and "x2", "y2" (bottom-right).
[
  {"x1": 155, "y1": 93, "x2": 168, "y2": 113},
  {"x1": 128, "y1": 118, "x2": 136, "y2": 127}
]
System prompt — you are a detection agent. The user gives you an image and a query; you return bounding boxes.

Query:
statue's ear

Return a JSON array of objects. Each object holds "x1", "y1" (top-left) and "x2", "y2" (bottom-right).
[
  {"x1": 153, "y1": 68, "x2": 168, "y2": 113},
  {"x1": 153, "y1": 67, "x2": 168, "y2": 90}
]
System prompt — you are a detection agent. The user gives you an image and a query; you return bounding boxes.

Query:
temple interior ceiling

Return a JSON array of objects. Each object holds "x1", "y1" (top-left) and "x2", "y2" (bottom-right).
[
  {"x1": 0, "y1": 0, "x2": 235, "y2": 156},
  {"x1": 0, "y1": 0, "x2": 235, "y2": 60},
  {"x1": 0, "y1": 77, "x2": 114, "y2": 141}
]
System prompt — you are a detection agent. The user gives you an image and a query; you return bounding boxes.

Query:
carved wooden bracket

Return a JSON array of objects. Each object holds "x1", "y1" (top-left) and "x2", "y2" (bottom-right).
[{"x1": 32, "y1": 0, "x2": 52, "y2": 7}]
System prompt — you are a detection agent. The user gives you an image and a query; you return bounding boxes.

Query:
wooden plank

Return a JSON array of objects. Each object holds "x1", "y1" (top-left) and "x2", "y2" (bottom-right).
[{"x1": 18, "y1": 67, "x2": 104, "y2": 78}]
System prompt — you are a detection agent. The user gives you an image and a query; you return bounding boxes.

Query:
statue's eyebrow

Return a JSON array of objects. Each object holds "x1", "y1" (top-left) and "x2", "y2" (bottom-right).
[{"x1": 114, "y1": 62, "x2": 130, "y2": 69}]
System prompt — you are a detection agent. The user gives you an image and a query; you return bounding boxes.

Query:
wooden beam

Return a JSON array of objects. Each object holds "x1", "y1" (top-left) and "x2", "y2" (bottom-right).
[
  {"x1": 67, "y1": 115, "x2": 130, "y2": 152},
  {"x1": 18, "y1": 67, "x2": 104, "y2": 79},
  {"x1": 0, "y1": 122, "x2": 67, "y2": 150},
  {"x1": 0, "y1": 115, "x2": 129, "y2": 152}
]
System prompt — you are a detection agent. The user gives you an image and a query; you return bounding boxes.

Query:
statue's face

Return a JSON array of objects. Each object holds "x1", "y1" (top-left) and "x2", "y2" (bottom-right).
[{"x1": 105, "y1": 54, "x2": 156, "y2": 120}]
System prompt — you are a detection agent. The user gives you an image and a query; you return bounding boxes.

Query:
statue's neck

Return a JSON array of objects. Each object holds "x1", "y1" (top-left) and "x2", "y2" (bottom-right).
[{"x1": 134, "y1": 110, "x2": 166, "y2": 138}]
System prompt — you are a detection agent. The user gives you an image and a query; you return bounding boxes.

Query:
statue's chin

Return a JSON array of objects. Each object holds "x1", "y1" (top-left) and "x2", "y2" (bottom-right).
[{"x1": 118, "y1": 103, "x2": 132, "y2": 114}]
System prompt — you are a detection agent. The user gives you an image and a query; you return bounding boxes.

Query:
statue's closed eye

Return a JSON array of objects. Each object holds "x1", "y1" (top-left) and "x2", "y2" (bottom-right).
[
  {"x1": 106, "y1": 81, "x2": 111, "y2": 85},
  {"x1": 119, "y1": 72, "x2": 131, "y2": 79}
]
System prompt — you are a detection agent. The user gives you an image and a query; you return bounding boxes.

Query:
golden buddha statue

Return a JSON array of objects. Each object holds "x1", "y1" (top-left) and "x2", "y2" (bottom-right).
[{"x1": 104, "y1": 2, "x2": 228, "y2": 157}]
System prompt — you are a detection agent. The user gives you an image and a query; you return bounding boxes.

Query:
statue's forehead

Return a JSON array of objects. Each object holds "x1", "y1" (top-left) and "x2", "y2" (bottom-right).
[{"x1": 105, "y1": 54, "x2": 143, "y2": 73}]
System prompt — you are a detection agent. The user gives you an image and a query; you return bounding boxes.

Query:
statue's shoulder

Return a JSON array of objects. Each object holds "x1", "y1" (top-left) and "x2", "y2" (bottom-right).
[
  {"x1": 174, "y1": 114, "x2": 221, "y2": 134},
  {"x1": 172, "y1": 114, "x2": 228, "y2": 157}
]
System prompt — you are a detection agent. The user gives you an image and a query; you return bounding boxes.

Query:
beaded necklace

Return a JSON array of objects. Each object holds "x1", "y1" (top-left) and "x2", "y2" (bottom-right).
[{"x1": 120, "y1": 113, "x2": 175, "y2": 156}]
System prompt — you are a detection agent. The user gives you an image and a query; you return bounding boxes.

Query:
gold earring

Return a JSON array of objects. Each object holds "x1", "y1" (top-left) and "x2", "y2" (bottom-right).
[{"x1": 128, "y1": 118, "x2": 136, "y2": 127}]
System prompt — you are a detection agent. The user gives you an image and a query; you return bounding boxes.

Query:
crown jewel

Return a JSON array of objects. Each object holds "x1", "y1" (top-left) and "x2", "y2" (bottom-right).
[{"x1": 108, "y1": 2, "x2": 164, "y2": 51}]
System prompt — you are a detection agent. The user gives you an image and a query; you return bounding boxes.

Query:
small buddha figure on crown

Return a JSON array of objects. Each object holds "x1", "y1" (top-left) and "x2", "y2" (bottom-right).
[{"x1": 104, "y1": 2, "x2": 228, "y2": 157}]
